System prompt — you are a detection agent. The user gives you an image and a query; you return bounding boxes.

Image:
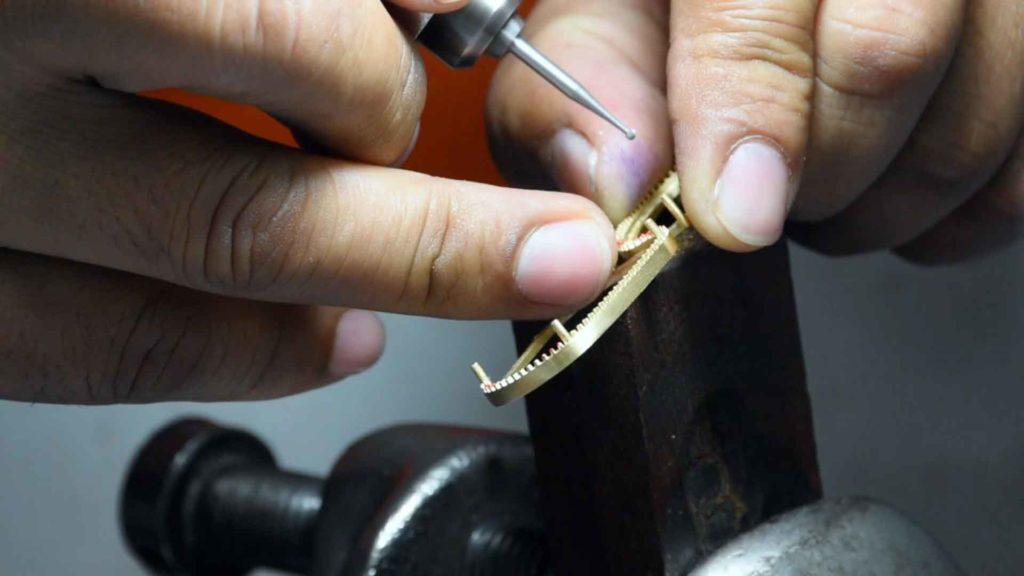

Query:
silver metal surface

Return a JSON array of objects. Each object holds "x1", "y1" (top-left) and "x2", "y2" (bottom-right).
[
  {"x1": 402, "y1": 0, "x2": 521, "y2": 68},
  {"x1": 689, "y1": 497, "x2": 964, "y2": 576},
  {"x1": 390, "y1": 0, "x2": 635, "y2": 139}
]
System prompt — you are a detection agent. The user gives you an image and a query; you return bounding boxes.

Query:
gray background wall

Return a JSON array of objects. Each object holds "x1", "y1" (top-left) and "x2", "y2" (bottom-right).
[{"x1": 1, "y1": 243, "x2": 1021, "y2": 576}]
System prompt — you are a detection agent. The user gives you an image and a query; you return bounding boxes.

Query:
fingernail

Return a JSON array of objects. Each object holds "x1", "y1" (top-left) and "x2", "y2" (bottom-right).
[
  {"x1": 328, "y1": 310, "x2": 386, "y2": 378},
  {"x1": 713, "y1": 138, "x2": 792, "y2": 247},
  {"x1": 515, "y1": 220, "x2": 613, "y2": 308},
  {"x1": 549, "y1": 129, "x2": 598, "y2": 197},
  {"x1": 548, "y1": 128, "x2": 656, "y2": 222}
]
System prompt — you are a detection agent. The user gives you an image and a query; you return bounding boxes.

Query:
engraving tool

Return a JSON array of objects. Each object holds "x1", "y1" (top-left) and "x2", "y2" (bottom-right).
[{"x1": 389, "y1": 0, "x2": 636, "y2": 140}]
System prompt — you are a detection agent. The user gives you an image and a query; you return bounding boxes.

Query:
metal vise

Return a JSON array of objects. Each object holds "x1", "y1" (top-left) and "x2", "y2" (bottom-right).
[
  {"x1": 121, "y1": 418, "x2": 963, "y2": 576},
  {"x1": 121, "y1": 419, "x2": 546, "y2": 576}
]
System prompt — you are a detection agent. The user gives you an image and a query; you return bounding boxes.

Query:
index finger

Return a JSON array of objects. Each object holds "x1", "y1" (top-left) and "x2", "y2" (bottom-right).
[{"x1": 1, "y1": 92, "x2": 616, "y2": 320}]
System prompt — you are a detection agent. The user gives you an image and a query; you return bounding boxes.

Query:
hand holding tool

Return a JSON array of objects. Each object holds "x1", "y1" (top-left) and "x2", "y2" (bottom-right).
[{"x1": 389, "y1": 0, "x2": 636, "y2": 139}]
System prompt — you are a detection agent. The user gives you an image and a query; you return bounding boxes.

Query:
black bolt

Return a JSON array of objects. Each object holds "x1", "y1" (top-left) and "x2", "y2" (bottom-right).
[
  {"x1": 121, "y1": 419, "x2": 322, "y2": 575},
  {"x1": 121, "y1": 419, "x2": 548, "y2": 576}
]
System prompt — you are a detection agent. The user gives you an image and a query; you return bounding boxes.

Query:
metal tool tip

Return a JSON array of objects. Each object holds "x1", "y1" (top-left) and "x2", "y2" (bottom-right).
[
  {"x1": 610, "y1": 118, "x2": 636, "y2": 140},
  {"x1": 506, "y1": 36, "x2": 637, "y2": 142},
  {"x1": 602, "y1": 110, "x2": 635, "y2": 140}
]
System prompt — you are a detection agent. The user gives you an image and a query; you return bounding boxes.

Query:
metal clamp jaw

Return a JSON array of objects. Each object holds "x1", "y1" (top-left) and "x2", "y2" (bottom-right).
[
  {"x1": 120, "y1": 419, "x2": 545, "y2": 576},
  {"x1": 120, "y1": 419, "x2": 965, "y2": 576}
]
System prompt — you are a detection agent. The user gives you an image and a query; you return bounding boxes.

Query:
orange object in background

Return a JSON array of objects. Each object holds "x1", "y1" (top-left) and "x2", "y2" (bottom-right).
[
  {"x1": 149, "y1": 50, "x2": 505, "y2": 186},
  {"x1": 148, "y1": 1, "x2": 538, "y2": 187}
]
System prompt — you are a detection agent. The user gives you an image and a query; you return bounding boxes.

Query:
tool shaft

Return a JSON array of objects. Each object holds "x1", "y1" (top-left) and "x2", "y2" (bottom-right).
[
  {"x1": 508, "y1": 36, "x2": 635, "y2": 140},
  {"x1": 391, "y1": 0, "x2": 635, "y2": 139}
]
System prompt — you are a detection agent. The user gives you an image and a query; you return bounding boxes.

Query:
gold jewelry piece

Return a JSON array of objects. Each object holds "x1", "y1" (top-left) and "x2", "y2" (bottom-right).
[
  {"x1": 471, "y1": 171, "x2": 691, "y2": 406},
  {"x1": 615, "y1": 171, "x2": 681, "y2": 255}
]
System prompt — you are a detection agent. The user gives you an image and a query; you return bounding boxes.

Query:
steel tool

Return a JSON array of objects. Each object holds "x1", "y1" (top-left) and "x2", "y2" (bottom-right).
[{"x1": 389, "y1": 0, "x2": 636, "y2": 139}]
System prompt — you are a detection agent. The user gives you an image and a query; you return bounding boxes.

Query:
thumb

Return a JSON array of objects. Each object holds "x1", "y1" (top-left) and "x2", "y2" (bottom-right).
[
  {"x1": 487, "y1": 0, "x2": 674, "y2": 222},
  {"x1": 669, "y1": 0, "x2": 818, "y2": 251}
]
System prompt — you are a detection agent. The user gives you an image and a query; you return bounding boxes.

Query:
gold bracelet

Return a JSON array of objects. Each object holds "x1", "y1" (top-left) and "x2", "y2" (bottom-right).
[{"x1": 471, "y1": 170, "x2": 691, "y2": 406}]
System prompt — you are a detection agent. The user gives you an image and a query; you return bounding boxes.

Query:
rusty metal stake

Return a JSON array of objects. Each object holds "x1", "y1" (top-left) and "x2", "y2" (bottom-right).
[{"x1": 517, "y1": 238, "x2": 821, "y2": 576}]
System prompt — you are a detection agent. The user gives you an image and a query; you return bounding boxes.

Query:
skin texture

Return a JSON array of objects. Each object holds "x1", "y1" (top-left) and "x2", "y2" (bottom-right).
[
  {"x1": 488, "y1": 0, "x2": 1024, "y2": 260},
  {"x1": 0, "y1": 0, "x2": 617, "y2": 403},
  {"x1": 2, "y1": 0, "x2": 1021, "y2": 403}
]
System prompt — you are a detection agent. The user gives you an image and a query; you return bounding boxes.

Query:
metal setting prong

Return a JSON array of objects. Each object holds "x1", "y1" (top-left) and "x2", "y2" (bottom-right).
[
  {"x1": 551, "y1": 319, "x2": 571, "y2": 344},
  {"x1": 643, "y1": 219, "x2": 666, "y2": 242},
  {"x1": 471, "y1": 362, "x2": 491, "y2": 385},
  {"x1": 660, "y1": 195, "x2": 688, "y2": 227},
  {"x1": 644, "y1": 218, "x2": 679, "y2": 254}
]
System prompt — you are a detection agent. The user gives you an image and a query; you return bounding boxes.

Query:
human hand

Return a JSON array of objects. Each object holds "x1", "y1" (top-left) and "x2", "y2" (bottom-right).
[
  {"x1": 489, "y1": 0, "x2": 1022, "y2": 262},
  {"x1": 0, "y1": 0, "x2": 618, "y2": 403}
]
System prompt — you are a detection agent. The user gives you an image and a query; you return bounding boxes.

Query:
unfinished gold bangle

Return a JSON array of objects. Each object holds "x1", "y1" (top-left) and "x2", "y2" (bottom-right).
[
  {"x1": 471, "y1": 171, "x2": 691, "y2": 406},
  {"x1": 615, "y1": 171, "x2": 681, "y2": 256}
]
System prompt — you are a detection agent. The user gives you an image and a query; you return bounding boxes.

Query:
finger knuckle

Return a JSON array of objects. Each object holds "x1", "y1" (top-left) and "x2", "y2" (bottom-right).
[
  {"x1": 104, "y1": 290, "x2": 204, "y2": 402},
  {"x1": 360, "y1": 40, "x2": 427, "y2": 163},
  {"x1": 682, "y1": 81, "x2": 810, "y2": 144},
  {"x1": 190, "y1": 153, "x2": 319, "y2": 295},
  {"x1": 670, "y1": 3, "x2": 815, "y2": 127},
  {"x1": 818, "y1": 2, "x2": 960, "y2": 98},
  {"x1": 235, "y1": 0, "x2": 426, "y2": 160},
  {"x1": 229, "y1": 0, "x2": 305, "y2": 62},
  {"x1": 323, "y1": 3, "x2": 425, "y2": 163},
  {"x1": 105, "y1": 292, "x2": 290, "y2": 402},
  {"x1": 678, "y1": 3, "x2": 816, "y2": 82},
  {"x1": 400, "y1": 182, "x2": 462, "y2": 311},
  {"x1": 907, "y1": 115, "x2": 1009, "y2": 195}
]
